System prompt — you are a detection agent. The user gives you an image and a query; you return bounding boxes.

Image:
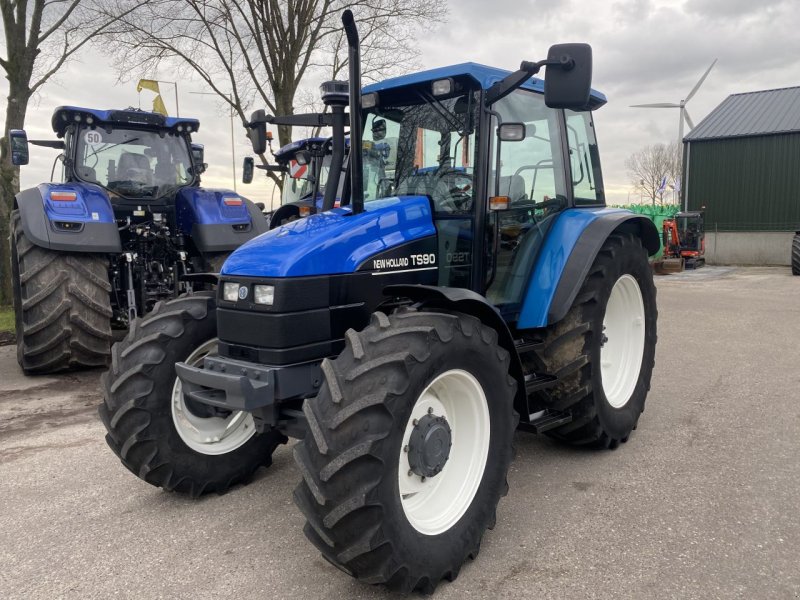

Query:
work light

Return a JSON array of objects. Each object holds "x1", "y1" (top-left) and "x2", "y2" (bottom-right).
[
  {"x1": 254, "y1": 285, "x2": 275, "y2": 305},
  {"x1": 432, "y1": 78, "x2": 454, "y2": 96},
  {"x1": 223, "y1": 282, "x2": 240, "y2": 302}
]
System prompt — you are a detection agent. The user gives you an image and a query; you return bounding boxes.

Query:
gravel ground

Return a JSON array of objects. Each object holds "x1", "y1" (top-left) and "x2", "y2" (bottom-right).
[{"x1": 0, "y1": 266, "x2": 798, "y2": 599}]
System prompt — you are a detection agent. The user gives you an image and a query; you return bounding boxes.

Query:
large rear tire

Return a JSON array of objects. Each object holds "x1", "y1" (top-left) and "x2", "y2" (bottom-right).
[
  {"x1": 11, "y1": 210, "x2": 113, "y2": 374},
  {"x1": 99, "y1": 292, "x2": 287, "y2": 497},
  {"x1": 791, "y1": 233, "x2": 800, "y2": 276},
  {"x1": 293, "y1": 308, "x2": 517, "y2": 593},
  {"x1": 538, "y1": 232, "x2": 657, "y2": 448}
]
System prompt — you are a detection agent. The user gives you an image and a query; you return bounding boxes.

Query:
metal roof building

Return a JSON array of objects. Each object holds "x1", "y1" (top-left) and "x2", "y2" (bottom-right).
[{"x1": 683, "y1": 86, "x2": 800, "y2": 233}]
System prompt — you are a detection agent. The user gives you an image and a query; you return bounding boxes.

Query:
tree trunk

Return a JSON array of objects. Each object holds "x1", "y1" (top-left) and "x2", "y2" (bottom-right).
[
  {"x1": 0, "y1": 81, "x2": 31, "y2": 306},
  {"x1": 274, "y1": 87, "x2": 296, "y2": 147}
]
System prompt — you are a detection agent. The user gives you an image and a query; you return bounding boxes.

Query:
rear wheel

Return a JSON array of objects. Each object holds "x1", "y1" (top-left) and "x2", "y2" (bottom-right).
[
  {"x1": 792, "y1": 233, "x2": 800, "y2": 276},
  {"x1": 293, "y1": 309, "x2": 517, "y2": 593},
  {"x1": 99, "y1": 292, "x2": 287, "y2": 497},
  {"x1": 538, "y1": 232, "x2": 657, "y2": 448},
  {"x1": 11, "y1": 210, "x2": 113, "y2": 374}
]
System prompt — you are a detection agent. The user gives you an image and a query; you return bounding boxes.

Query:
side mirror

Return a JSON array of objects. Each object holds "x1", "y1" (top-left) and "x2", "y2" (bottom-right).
[
  {"x1": 191, "y1": 143, "x2": 206, "y2": 174},
  {"x1": 498, "y1": 123, "x2": 526, "y2": 142},
  {"x1": 247, "y1": 109, "x2": 268, "y2": 154},
  {"x1": 544, "y1": 43, "x2": 593, "y2": 109},
  {"x1": 371, "y1": 118, "x2": 386, "y2": 141},
  {"x1": 9, "y1": 130, "x2": 29, "y2": 166},
  {"x1": 243, "y1": 156, "x2": 254, "y2": 184}
]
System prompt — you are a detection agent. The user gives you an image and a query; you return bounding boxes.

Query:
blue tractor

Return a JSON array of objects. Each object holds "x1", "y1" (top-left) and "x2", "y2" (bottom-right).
[
  {"x1": 8, "y1": 108, "x2": 268, "y2": 374},
  {"x1": 100, "y1": 11, "x2": 659, "y2": 593},
  {"x1": 244, "y1": 134, "x2": 390, "y2": 229}
]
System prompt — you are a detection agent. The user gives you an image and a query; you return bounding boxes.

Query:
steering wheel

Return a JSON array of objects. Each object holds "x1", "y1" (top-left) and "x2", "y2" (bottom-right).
[{"x1": 434, "y1": 169, "x2": 473, "y2": 212}]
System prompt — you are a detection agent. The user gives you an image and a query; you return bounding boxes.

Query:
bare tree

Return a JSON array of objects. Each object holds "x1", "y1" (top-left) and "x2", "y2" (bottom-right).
[
  {"x1": 625, "y1": 142, "x2": 683, "y2": 205},
  {"x1": 0, "y1": 0, "x2": 143, "y2": 305},
  {"x1": 97, "y1": 0, "x2": 446, "y2": 185}
]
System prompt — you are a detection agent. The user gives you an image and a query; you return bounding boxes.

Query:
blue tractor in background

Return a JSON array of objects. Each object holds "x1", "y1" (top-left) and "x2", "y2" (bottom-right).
[
  {"x1": 244, "y1": 134, "x2": 389, "y2": 229},
  {"x1": 8, "y1": 108, "x2": 268, "y2": 374},
  {"x1": 100, "y1": 10, "x2": 659, "y2": 594}
]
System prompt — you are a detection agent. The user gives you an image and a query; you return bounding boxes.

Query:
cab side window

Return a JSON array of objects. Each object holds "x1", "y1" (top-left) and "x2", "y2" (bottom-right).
[
  {"x1": 486, "y1": 90, "x2": 568, "y2": 309},
  {"x1": 566, "y1": 110, "x2": 604, "y2": 205}
]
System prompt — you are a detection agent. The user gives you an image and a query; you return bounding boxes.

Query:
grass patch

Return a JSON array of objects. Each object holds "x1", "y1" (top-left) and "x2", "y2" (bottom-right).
[{"x1": 0, "y1": 305, "x2": 15, "y2": 333}]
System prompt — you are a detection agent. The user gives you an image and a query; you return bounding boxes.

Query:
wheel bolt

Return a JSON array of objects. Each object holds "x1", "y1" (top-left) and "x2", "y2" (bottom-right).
[
  {"x1": 408, "y1": 469, "x2": 413, "y2": 476},
  {"x1": 420, "y1": 476, "x2": 426, "y2": 482},
  {"x1": 403, "y1": 445, "x2": 409, "y2": 453},
  {"x1": 427, "y1": 407, "x2": 433, "y2": 414},
  {"x1": 412, "y1": 419, "x2": 419, "y2": 426}
]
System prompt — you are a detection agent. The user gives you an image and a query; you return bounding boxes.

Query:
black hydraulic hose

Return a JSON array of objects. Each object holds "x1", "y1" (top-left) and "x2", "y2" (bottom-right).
[
  {"x1": 323, "y1": 105, "x2": 345, "y2": 211},
  {"x1": 342, "y1": 10, "x2": 364, "y2": 215}
]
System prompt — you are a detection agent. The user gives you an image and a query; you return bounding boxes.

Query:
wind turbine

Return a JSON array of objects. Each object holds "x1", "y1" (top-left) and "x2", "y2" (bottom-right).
[{"x1": 631, "y1": 59, "x2": 717, "y2": 145}]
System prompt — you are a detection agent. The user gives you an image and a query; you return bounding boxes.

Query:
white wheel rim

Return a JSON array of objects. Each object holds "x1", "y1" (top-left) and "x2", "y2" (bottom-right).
[
  {"x1": 600, "y1": 274, "x2": 646, "y2": 409},
  {"x1": 171, "y1": 338, "x2": 257, "y2": 455},
  {"x1": 398, "y1": 369, "x2": 490, "y2": 535}
]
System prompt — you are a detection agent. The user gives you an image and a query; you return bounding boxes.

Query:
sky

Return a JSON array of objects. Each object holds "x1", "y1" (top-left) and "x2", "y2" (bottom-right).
[{"x1": 4, "y1": 0, "x2": 800, "y2": 208}]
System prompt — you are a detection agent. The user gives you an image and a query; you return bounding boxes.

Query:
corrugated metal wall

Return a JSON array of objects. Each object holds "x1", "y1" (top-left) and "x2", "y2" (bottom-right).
[{"x1": 685, "y1": 133, "x2": 800, "y2": 231}]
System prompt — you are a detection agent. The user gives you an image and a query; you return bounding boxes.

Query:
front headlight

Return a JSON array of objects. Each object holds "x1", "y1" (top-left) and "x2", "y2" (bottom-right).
[
  {"x1": 253, "y1": 284, "x2": 274, "y2": 305},
  {"x1": 223, "y1": 282, "x2": 240, "y2": 302}
]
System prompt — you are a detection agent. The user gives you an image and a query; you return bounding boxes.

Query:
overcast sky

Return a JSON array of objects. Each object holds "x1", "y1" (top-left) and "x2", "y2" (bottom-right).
[{"x1": 4, "y1": 0, "x2": 800, "y2": 207}]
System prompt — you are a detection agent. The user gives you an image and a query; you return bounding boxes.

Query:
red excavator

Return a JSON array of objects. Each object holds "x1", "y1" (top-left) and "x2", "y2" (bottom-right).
[{"x1": 663, "y1": 211, "x2": 705, "y2": 269}]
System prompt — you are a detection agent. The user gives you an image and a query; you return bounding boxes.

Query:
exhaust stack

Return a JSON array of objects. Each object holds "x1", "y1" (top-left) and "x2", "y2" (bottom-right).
[{"x1": 342, "y1": 10, "x2": 364, "y2": 215}]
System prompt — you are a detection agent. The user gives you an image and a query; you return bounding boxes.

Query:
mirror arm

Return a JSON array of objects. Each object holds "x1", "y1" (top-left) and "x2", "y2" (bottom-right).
[
  {"x1": 485, "y1": 57, "x2": 572, "y2": 105},
  {"x1": 253, "y1": 112, "x2": 350, "y2": 129},
  {"x1": 257, "y1": 164, "x2": 287, "y2": 173}
]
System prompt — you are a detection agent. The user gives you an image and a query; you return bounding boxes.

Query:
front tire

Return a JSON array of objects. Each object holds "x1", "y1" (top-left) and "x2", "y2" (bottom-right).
[
  {"x1": 792, "y1": 233, "x2": 800, "y2": 276},
  {"x1": 11, "y1": 210, "x2": 113, "y2": 374},
  {"x1": 538, "y1": 232, "x2": 658, "y2": 448},
  {"x1": 293, "y1": 309, "x2": 517, "y2": 593},
  {"x1": 99, "y1": 292, "x2": 287, "y2": 497}
]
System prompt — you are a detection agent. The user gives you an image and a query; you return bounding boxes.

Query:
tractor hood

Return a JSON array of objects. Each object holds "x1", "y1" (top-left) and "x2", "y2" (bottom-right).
[{"x1": 221, "y1": 196, "x2": 435, "y2": 278}]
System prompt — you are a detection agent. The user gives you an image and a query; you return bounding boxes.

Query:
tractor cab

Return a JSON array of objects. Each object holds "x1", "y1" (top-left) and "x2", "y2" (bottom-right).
[{"x1": 46, "y1": 107, "x2": 202, "y2": 204}]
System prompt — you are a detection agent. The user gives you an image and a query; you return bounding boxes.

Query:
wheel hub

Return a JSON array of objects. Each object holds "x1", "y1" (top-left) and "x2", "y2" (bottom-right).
[{"x1": 407, "y1": 412, "x2": 452, "y2": 478}]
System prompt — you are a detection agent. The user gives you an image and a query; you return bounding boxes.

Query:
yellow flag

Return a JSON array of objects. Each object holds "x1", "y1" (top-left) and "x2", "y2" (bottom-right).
[
  {"x1": 137, "y1": 79, "x2": 160, "y2": 93},
  {"x1": 152, "y1": 94, "x2": 168, "y2": 116}
]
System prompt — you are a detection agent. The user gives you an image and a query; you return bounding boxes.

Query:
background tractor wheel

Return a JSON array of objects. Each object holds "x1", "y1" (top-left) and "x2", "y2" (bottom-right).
[
  {"x1": 792, "y1": 233, "x2": 800, "y2": 276},
  {"x1": 293, "y1": 308, "x2": 517, "y2": 594},
  {"x1": 11, "y1": 210, "x2": 113, "y2": 374},
  {"x1": 538, "y1": 232, "x2": 657, "y2": 448},
  {"x1": 99, "y1": 292, "x2": 286, "y2": 497}
]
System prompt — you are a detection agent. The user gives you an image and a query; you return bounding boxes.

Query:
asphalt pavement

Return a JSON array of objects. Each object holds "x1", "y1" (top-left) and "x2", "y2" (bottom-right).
[{"x1": 1, "y1": 266, "x2": 798, "y2": 599}]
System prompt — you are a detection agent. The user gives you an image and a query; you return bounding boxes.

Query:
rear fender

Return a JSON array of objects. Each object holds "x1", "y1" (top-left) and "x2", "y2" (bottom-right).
[
  {"x1": 176, "y1": 187, "x2": 269, "y2": 253},
  {"x1": 14, "y1": 183, "x2": 121, "y2": 252},
  {"x1": 518, "y1": 208, "x2": 659, "y2": 329},
  {"x1": 383, "y1": 284, "x2": 527, "y2": 417}
]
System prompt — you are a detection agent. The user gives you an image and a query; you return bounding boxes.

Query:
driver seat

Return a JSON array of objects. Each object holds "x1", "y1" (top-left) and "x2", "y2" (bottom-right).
[{"x1": 117, "y1": 152, "x2": 153, "y2": 185}]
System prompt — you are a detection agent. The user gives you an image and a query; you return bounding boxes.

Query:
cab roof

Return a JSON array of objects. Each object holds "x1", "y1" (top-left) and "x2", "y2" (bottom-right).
[
  {"x1": 51, "y1": 106, "x2": 200, "y2": 137},
  {"x1": 362, "y1": 62, "x2": 607, "y2": 110}
]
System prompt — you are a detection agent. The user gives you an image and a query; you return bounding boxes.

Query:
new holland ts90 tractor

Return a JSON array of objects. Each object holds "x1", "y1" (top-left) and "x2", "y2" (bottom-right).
[
  {"x1": 8, "y1": 108, "x2": 267, "y2": 374},
  {"x1": 100, "y1": 11, "x2": 659, "y2": 594}
]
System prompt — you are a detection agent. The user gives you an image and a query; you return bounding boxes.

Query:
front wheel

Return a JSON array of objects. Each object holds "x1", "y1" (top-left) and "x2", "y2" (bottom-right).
[
  {"x1": 538, "y1": 232, "x2": 658, "y2": 448},
  {"x1": 99, "y1": 292, "x2": 286, "y2": 497},
  {"x1": 293, "y1": 309, "x2": 517, "y2": 593},
  {"x1": 791, "y1": 233, "x2": 800, "y2": 276}
]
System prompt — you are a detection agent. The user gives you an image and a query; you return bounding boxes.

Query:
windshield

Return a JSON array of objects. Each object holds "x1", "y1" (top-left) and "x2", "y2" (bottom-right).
[
  {"x1": 362, "y1": 90, "x2": 480, "y2": 213},
  {"x1": 75, "y1": 126, "x2": 194, "y2": 199}
]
